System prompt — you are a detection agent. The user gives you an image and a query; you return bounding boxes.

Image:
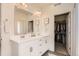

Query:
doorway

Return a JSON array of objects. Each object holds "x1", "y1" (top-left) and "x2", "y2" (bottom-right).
[{"x1": 54, "y1": 13, "x2": 70, "y2": 56}]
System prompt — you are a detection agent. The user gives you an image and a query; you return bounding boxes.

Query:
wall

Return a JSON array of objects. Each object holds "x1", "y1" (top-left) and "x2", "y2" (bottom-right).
[
  {"x1": 1, "y1": 3, "x2": 15, "y2": 56},
  {"x1": 76, "y1": 4, "x2": 79, "y2": 56},
  {"x1": 42, "y1": 3, "x2": 75, "y2": 55},
  {"x1": 78, "y1": 4, "x2": 79, "y2": 56},
  {"x1": 55, "y1": 14, "x2": 67, "y2": 21}
]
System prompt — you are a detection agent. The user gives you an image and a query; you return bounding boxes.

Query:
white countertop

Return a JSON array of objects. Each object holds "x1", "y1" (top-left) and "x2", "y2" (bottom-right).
[{"x1": 10, "y1": 34, "x2": 49, "y2": 43}]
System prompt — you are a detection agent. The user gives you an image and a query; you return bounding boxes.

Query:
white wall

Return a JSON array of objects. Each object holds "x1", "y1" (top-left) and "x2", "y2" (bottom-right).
[
  {"x1": 1, "y1": 3, "x2": 15, "y2": 56},
  {"x1": 55, "y1": 14, "x2": 67, "y2": 21},
  {"x1": 76, "y1": 4, "x2": 79, "y2": 56},
  {"x1": 78, "y1": 4, "x2": 79, "y2": 56}
]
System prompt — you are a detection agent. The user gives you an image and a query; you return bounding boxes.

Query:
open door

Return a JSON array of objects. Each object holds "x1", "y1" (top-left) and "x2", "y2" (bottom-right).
[
  {"x1": 54, "y1": 13, "x2": 71, "y2": 56},
  {"x1": 66, "y1": 12, "x2": 71, "y2": 55}
]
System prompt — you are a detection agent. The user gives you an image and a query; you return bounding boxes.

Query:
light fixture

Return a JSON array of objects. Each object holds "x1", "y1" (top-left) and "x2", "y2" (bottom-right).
[
  {"x1": 54, "y1": 3, "x2": 61, "y2": 6},
  {"x1": 33, "y1": 11, "x2": 41, "y2": 16},
  {"x1": 21, "y1": 3, "x2": 28, "y2": 8},
  {"x1": 15, "y1": 3, "x2": 28, "y2": 9}
]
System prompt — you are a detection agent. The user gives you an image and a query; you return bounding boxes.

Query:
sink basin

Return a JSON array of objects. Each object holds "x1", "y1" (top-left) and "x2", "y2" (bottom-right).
[{"x1": 31, "y1": 34, "x2": 36, "y2": 37}]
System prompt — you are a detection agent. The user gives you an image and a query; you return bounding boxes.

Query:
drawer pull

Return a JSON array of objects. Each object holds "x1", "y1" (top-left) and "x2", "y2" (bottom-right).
[
  {"x1": 40, "y1": 44, "x2": 42, "y2": 46},
  {"x1": 40, "y1": 39, "x2": 42, "y2": 41},
  {"x1": 40, "y1": 51, "x2": 42, "y2": 54},
  {"x1": 30, "y1": 47, "x2": 33, "y2": 52},
  {"x1": 45, "y1": 40, "x2": 47, "y2": 44}
]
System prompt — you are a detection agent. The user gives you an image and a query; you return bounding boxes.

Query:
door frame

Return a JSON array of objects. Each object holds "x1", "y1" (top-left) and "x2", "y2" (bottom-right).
[{"x1": 54, "y1": 12, "x2": 71, "y2": 55}]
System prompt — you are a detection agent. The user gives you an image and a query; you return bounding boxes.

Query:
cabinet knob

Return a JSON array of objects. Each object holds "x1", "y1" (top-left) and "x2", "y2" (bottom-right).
[
  {"x1": 30, "y1": 47, "x2": 33, "y2": 52},
  {"x1": 40, "y1": 44, "x2": 42, "y2": 46},
  {"x1": 40, "y1": 51, "x2": 42, "y2": 54},
  {"x1": 40, "y1": 39, "x2": 42, "y2": 41}
]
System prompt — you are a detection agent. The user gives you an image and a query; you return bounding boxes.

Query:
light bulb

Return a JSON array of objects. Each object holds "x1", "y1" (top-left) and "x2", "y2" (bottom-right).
[
  {"x1": 33, "y1": 11, "x2": 41, "y2": 16},
  {"x1": 21, "y1": 3, "x2": 28, "y2": 8}
]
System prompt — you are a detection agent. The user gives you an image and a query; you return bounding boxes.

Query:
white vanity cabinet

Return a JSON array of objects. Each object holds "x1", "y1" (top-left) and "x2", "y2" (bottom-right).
[
  {"x1": 11, "y1": 39, "x2": 39, "y2": 56},
  {"x1": 19, "y1": 40, "x2": 39, "y2": 56},
  {"x1": 11, "y1": 35, "x2": 49, "y2": 56}
]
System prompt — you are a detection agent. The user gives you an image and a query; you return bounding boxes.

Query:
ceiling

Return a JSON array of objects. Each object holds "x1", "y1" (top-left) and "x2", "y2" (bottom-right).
[
  {"x1": 26, "y1": 3, "x2": 54, "y2": 9},
  {"x1": 15, "y1": 3, "x2": 61, "y2": 10},
  {"x1": 15, "y1": 3, "x2": 61, "y2": 14}
]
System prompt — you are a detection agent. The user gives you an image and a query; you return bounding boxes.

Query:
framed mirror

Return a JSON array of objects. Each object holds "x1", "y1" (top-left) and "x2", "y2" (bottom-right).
[
  {"x1": 15, "y1": 20, "x2": 27, "y2": 35},
  {"x1": 14, "y1": 6, "x2": 34, "y2": 35},
  {"x1": 14, "y1": 7, "x2": 28, "y2": 35}
]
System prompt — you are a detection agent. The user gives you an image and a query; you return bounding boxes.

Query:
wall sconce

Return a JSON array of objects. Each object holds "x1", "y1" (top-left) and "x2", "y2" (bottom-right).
[
  {"x1": 21, "y1": 3, "x2": 28, "y2": 8},
  {"x1": 4, "y1": 19, "x2": 9, "y2": 33},
  {"x1": 33, "y1": 11, "x2": 41, "y2": 17},
  {"x1": 15, "y1": 3, "x2": 28, "y2": 9},
  {"x1": 44, "y1": 18, "x2": 49, "y2": 24}
]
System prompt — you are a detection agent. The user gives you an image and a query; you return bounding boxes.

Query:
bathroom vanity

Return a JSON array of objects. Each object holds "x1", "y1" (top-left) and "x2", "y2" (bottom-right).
[
  {"x1": 10, "y1": 4, "x2": 50, "y2": 56},
  {"x1": 10, "y1": 35, "x2": 49, "y2": 56}
]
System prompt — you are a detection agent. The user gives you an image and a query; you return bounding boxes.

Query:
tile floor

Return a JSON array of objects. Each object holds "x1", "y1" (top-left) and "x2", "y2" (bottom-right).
[
  {"x1": 55, "y1": 42, "x2": 69, "y2": 56},
  {"x1": 43, "y1": 42, "x2": 69, "y2": 56}
]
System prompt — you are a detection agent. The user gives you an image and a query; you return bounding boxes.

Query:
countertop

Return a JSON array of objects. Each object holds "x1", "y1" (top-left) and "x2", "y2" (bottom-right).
[{"x1": 10, "y1": 34, "x2": 49, "y2": 43}]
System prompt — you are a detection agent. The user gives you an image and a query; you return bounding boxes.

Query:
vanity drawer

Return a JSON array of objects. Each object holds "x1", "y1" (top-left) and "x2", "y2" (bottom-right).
[
  {"x1": 38, "y1": 44, "x2": 48, "y2": 56},
  {"x1": 38, "y1": 40, "x2": 49, "y2": 55},
  {"x1": 39, "y1": 37, "x2": 49, "y2": 47}
]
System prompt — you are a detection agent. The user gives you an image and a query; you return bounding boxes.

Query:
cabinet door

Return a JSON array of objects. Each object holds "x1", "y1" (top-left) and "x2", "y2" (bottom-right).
[
  {"x1": 19, "y1": 40, "x2": 39, "y2": 56},
  {"x1": 29, "y1": 40, "x2": 39, "y2": 56},
  {"x1": 19, "y1": 39, "x2": 39, "y2": 56},
  {"x1": 19, "y1": 43, "x2": 30, "y2": 56}
]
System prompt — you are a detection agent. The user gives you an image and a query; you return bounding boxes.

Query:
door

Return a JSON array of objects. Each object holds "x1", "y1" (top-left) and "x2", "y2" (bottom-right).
[{"x1": 66, "y1": 12, "x2": 71, "y2": 55}]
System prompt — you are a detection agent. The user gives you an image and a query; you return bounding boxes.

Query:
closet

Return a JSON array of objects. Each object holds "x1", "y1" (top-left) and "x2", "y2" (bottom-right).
[
  {"x1": 54, "y1": 13, "x2": 69, "y2": 55},
  {"x1": 55, "y1": 20, "x2": 66, "y2": 46}
]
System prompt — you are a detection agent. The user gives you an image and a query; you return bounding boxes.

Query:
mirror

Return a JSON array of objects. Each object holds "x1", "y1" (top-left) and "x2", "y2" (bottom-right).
[
  {"x1": 14, "y1": 7, "x2": 34, "y2": 35},
  {"x1": 15, "y1": 20, "x2": 27, "y2": 34}
]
